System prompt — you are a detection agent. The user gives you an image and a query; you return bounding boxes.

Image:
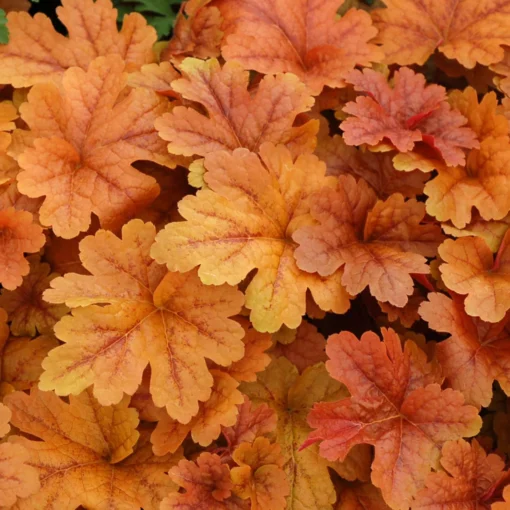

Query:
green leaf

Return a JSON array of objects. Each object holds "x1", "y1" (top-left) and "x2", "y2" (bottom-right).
[
  {"x1": 113, "y1": 0, "x2": 183, "y2": 38},
  {"x1": 0, "y1": 9, "x2": 8, "y2": 44}
]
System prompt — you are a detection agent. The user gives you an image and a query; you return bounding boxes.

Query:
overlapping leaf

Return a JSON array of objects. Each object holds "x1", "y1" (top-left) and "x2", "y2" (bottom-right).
[
  {"x1": 242, "y1": 358, "x2": 371, "y2": 510},
  {"x1": 152, "y1": 143, "x2": 351, "y2": 332},
  {"x1": 373, "y1": 0, "x2": 510, "y2": 68},
  {"x1": 17, "y1": 55, "x2": 174, "y2": 238},
  {"x1": 40, "y1": 219, "x2": 245, "y2": 424},
  {"x1": 293, "y1": 175, "x2": 444, "y2": 307},
  {"x1": 0, "y1": 0, "x2": 157, "y2": 87},
  {"x1": 412, "y1": 440, "x2": 508, "y2": 508},
  {"x1": 420, "y1": 293, "x2": 510, "y2": 408},
  {"x1": 216, "y1": 0, "x2": 383, "y2": 94},
  {"x1": 155, "y1": 58, "x2": 318, "y2": 159},
  {"x1": 5, "y1": 388, "x2": 181, "y2": 509},
  {"x1": 439, "y1": 233, "x2": 510, "y2": 323},
  {"x1": 341, "y1": 67, "x2": 478, "y2": 167},
  {"x1": 305, "y1": 328, "x2": 481, "y2": 509}
]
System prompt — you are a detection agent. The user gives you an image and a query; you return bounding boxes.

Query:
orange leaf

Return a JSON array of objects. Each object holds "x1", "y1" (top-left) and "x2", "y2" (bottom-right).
[
  {"x1": 439, "y1": 233, "x2": 510, "y2": 323},
  {"x1": 40, "y1": 220, "x2": 245, "y2": 424},
  {"x1": 231, "y1": 437, "x2": 289, "y2": 510},
  {"x1": 420, "y1": 293, "x2": 510, "y2": 408},
  {"x1": 223, "y1": 320, "x2": 272, "y2": 383},
  {"x1": 0, "y1": 207, "x2": 45, "y2": 290},
  {"x1": 272, "y1": 320, "x2": 328, "y2": 373},
  {"x1": 216, "y1": 0, "x2": 383, "y2": 95},
  {"x1": 151, "y1": 370, "x2": 244, "y2": 455},
  {"x1": 0, "y1": 0, "x2": 156, "y2": 87},
  {"x1": 155, "y1": 58, "x2": 318, "y2": 159},
  {"x1": 1, "y1": 335, "x2": 59, "y2": 390},
  {"x1": 5, "y1": 388, "x2": 181, "y2": 509},
  {"x1": 413, "y1": 440, "x2": 507, "y2": 508},
  {"x1": 242, "y1": 358, "x2": 371, "y2": 509},
  {"x1": 161, "y1": 453, "x2": 247, "y2": 510},
  {"x1": 17, "y1": 55, "x2": 174, "y2": 239},
  {"x1": 341, "y1": 67, "x2": 478, "y2": 167},
  {"x1": 152, "y1": 144, "x2": 350, "y2": 332},
  {"x1": 493, "y1": 485, "x2": 510, "y2": 509},
  {"x1": 335, "y1": 480, "x2": 390, "y2": 510},
  {"x1": 373, "y1": 0, "x2": 510, "y2": 68},
  {"x1": 293, "y1": 176, "x2": 444, "y2": 307},
  {"x1": 0, "y1": 255, "x2": 68, "y2": 336},
  {"x1": 222, "y1": 397, "x2": 277, "y2": 452},
  {"x1": 127, "y1": 62, "x2": 180, "y2": 95},
  {"x1": 316, "y1": 130, "x2": 427, "y2": 199},
  {"x1": 305, "y1": 328, "x2": 481, "y2": 509},
  {"x1": 162, "y1": 0, "x2": 223, "y2": 61}
]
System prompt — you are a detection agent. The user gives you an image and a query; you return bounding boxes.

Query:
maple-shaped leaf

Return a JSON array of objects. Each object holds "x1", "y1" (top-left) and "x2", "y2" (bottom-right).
[
  {"x1": 341, "y1": 67, "x2": 478, "y2": 167},
  {"x1": 151, "y1": 369, "x2": 244, "y2": 455},
  {"x1": 152, "y1": 144, "x2": 350, "y2": 333},
  {"x1": 439, "y1": 233, "x2": 510, "y2": 323},
  {"x1": 231, "y1": 437, "x2": 290, "y2": 509},
  {"x1": 316, "y1": 130, "x2": 427, "y2": 199},
  {"x1": 304, "y1": 328, "x2": 482, "y2": 510},
  {"x1": 293, "y1": 175, "x2": 444, "y2": 307},
  {"x1": 0, "y1": 255, "x2": 68, "y2": 337},
  {"x1": 425, "y1": 88, "x2": 510, "y2": 227},
  {"x1": 0, "y1": 402, "x2": 40, "y2": 507},
  {"x1": 222, "y1": 397, "x2": 277, "y2": 452},
  {"x1": 1, "y1": 335, "x2": 59, "y2": 391},
  {"x1": 155, "y1": 58, "x2": 317, "y2": 159},
  {"x1": 161, "y1": 453, "x2": 248, "y2": 510},
  {"x1": 5, "y1": 388, "x2": 181, "y2": 510},
  {"x1": 162, "y1": 0, "x2": 222, "y2": 61},
  {"x1": 17, "y1": 55, "x2": 174, "y2": 239},
  {"x1": 0, "y1": 207, "x2": 45, "y2": 291},
  {"x1": 420, "y1": 293, "x2": 510, "y2": 408},
  {"x1": 373, "y1": 0, "x2": 510, "y2": 68},
  {"x1": 0, "y1": 0, "x2": 156, "y2": 87},
  {"x1": 272, "y1": 320, "x2": 328, "y2": 373},
  {"x1": 412, "y1": 440, "x2": 507, "y2": 509},
  {"x1": 242, "y1": 358, "x2": 371, "y2": 510},
  {"x1": 40, "y1": 220, "x2": 245, "y2": 424},
  {"x1": 215, "y1": 0, "x2": 383, "y2": 95}
]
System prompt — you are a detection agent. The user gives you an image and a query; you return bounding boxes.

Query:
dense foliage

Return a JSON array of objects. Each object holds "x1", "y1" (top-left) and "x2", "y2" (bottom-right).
[{"x1": 1, "y1": 0, "x2": 510, "y2": 508}]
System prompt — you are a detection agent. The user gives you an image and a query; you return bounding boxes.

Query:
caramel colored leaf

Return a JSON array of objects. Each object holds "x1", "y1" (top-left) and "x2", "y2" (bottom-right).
[
  {"x1": 17, "y1": 55, "x2": 174, "y2": 238},
  {"x1": 41, "y1": 220, "x2": 245, "y2": 424},
  {"x1": 342, "y1": 67, "x2": 478, "y2": 167},
  {"x1": 0, "y1": 256, "x2": 69, "y2": 336},
  {"x1": 161, "y1": 453, "x2": 247, "y2": 510},
  {"x1": 242, "y1": 358, "x2": 370, "y2": 510},
  {"x1": 151, "y1": 370, "x2": 244, "y2": 455},
  {"x1": 127, "y1": 62, "x2": 180, "y2": 95},
  {"x1": 335, "y1": 481, "x2": 390, "y2": 510},
  {"x1": 152, "y1": 144, "x2": 350, "y2": 333},
  {"x1": 316, "y1": 131, "x2": 427, "y2": 199},
  {"x1": 439, "y1": 234, "x2": 510, "y2": 323},
  {"x1": 420, "y1": 293, "x2": 510, "y2": 408},
  {"x1": 0, "y1": 0, "x2": 156, "y2": 87},
  {"x1": 373, "y1": 0, "x2": 510, "y2": 68},
  {"x1": 305, "y1": 328, "x2": 482, "y2": 509},
  {"x1": 216, "y1": 0, "x2": 383, "y2": 95},
  {"x1": 293, "y1": 176, "x2": 443, "y2": 307},
  {"x1": 155, "y1": 58, "x2": 317, "y2": 159},
  {"x1": 412, "y1": 440, "x2": 506, "y2": 508},
  {"x1": 1, "y1": 335, "x2": 59, "y2": 390},
  {"x1": 231, "y1": 437, "x2": 290, "y2": 510},
  {"x1": 5, "y1": 388, "x2": 181, "y2": 509},
  {"x1": 0, "y1": 0, "x2": 30, "y2": 13},
  {"x1": 0, "y1": 207, "x2": 45, "y2": 290},
  {"x1": 222, "y1": 397, "x2": 277, "y2": 451},
  {"x1": 272, "y1": 320, "x2": 327, "y2": 373},
  {"x1": 0, "y1": 441, "x2": 40, "y2": 507}
]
